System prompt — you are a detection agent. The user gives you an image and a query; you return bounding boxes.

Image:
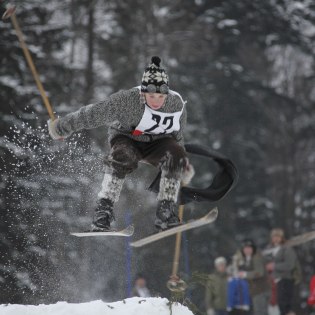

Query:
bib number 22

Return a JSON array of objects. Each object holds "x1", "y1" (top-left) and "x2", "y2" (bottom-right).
[{"x1": 144, "y1": 114, "x2": 174, "y2": 134}]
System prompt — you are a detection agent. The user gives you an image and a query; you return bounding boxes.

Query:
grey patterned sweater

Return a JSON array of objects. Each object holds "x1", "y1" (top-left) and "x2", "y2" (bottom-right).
[{"x1": 56, "y1": 87, "x2": 187, "y2": 145}]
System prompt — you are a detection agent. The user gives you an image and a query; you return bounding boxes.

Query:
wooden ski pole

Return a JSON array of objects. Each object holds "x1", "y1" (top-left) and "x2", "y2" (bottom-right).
[
  {"x1": 167, "y1": 202, "x2": 187, "y2": 293},
  {"x1": 10, "y1": 13, "x2": 55, "y2": 120},
  {"x1": 166, "y1": 177, "x2": 192, "y2": 292},
  {"x1": 171, "y1": 204, "x2": 184, "y2": 277},
  {"x1": 167, "y1": 166, "x2": 195, "y2": 292}
]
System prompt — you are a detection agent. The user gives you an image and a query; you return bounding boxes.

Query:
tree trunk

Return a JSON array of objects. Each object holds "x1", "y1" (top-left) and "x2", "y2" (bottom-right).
[{"x1": 84, "y1": 2, "x2": 95, "y2": 103}]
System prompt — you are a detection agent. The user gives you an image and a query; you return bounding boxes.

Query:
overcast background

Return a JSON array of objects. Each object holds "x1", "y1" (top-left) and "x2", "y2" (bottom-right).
[{"x1": 0, "y1": 0, "x2": 315, "y2": 314}]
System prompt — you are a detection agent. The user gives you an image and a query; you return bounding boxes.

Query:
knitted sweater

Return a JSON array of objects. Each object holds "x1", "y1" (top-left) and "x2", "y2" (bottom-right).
[{"x1": 55, "y1": 87, "x2": 187, "y2": 145}]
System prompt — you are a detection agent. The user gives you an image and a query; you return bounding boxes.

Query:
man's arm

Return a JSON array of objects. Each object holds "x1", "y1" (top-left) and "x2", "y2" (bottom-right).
[
  {"x1": 173, "y1": 104, "x2": 187, "y2": 146},
  {"x1": 50, "y1": 90, "x2": 127, "y2": 139}
]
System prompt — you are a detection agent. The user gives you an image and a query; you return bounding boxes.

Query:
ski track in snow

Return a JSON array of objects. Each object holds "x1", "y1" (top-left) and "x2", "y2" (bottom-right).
[{"x1": 0, "y1": 297, "x2": 193, "y2": 315}]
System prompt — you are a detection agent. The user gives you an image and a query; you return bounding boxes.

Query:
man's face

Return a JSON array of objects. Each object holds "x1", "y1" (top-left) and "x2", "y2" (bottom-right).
[
  {"x1": 145, "y1": 93, "x2": 167, "y2": 110},
  {"x1": 215, "y1": 263, "x2": 226, "y2": 273},
  {"x1": 272, "y1": 235, "x2": 282, "y2": 246},
  {"x1": 243, "y1": 246, "x2": 254, "y2": 257},
  {"x1": 135, "y1": 278, "x2": 146, "y2": 288}
]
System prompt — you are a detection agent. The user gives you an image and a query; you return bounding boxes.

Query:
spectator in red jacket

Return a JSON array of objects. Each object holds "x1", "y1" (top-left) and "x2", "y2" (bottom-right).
[{"x1": 308, "y1": 275, "x2": 315, "y2": 307}]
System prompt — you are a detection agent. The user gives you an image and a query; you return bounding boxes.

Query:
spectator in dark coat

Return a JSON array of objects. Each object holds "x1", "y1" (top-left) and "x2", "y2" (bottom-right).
[
  {"x1": 233, "y1": 239, "x2": 270, "y2": 315},
  {"x1": 205, "y1": 256, "x2": 229, "y2": 315},
  {"x1": 265, "y1": 228, "x2": 299, "y2": 315}
]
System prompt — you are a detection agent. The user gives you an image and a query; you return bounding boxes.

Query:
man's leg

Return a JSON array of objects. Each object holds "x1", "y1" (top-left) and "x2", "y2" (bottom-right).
[
  {"x1": 252, "y1": 292, "x2": 270, "y2": 315},
  {"x1": 142, "y1": 137, "x2": 188, "y2": 230},
  {"x1": 277, "y1": 279, "x2": 294, "y2": 315},
  {"x1": 92, "y1": 136, "x2": 142, "y2": 231}
]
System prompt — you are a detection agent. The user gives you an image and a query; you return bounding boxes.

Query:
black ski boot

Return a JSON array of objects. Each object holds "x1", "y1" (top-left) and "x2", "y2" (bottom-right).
[
  {"x1": 91, "y1": 198, "x2": 115, "y2": 232},
  {"x1": 155, "y1": 200, "x2": 181, "y2": 231}
]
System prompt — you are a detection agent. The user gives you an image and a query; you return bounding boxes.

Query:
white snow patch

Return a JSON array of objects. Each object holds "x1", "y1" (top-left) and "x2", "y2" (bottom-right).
[
  {"x1": 0, "y1": 297, "x2": 193, "y2": 315},
  {"x1": 287, "y1": 1, "x2": 306, "y2": 13},
  {"x1": 217, "y1": 19, "x2": 238, "y2": 29},
  {"x1": 302, "y1": 20, "x2": 315, "y2": 37},
  {"x1": 0, "y1": 76, "x2": 38, "y2": 95},
  {"x1": 154, "y1": 7, "x2": 169, "y2": 18}
]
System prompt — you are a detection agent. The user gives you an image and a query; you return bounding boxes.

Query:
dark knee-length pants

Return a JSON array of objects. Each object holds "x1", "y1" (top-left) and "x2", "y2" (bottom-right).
[{"x1": 106, "y1": 136, "x2": 188, "y2": 178}]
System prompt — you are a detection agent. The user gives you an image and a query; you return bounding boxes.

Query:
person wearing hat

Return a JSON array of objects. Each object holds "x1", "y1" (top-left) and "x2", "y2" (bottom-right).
[
  {"x1": 205, "y1": 257, "x2": 229, "y2": 315},
  {"x1": 132, "y1": 273, "x2": 151, "y2": 298},
  {"x1": 48, "y1": 56, "x2": 193, "y2": 232},
  {"x1": 232, "y1": 239, "x2": 270, "y2": 315},
  {"x1": 265, "y1": 229, "x2": 299, "y2": 315}
]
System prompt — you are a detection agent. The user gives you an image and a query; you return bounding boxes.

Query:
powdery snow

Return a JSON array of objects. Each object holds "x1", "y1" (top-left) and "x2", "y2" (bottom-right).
[{"x1": 0, "y1": 297, "x2": 193, "y2": 315}]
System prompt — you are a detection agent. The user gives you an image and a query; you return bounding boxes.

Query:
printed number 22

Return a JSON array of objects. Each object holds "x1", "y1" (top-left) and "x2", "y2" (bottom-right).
[{"x1": 144, "y1": 114, "x2": 174, "y2": 133}]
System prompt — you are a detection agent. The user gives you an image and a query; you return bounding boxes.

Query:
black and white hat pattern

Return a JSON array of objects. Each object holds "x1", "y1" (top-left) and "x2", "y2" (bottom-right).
[{"x1": 141, "y1": 56, "x2": 169, "y2": 94}]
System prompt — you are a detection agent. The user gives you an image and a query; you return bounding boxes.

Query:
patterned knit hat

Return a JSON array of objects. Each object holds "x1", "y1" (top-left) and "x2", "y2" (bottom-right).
[{"x1": 141, "y1": 56, "x2": 169, "y2": 94}]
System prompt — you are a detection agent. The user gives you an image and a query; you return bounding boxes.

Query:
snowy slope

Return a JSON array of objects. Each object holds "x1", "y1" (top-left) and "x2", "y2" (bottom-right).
[{"x1": 0, "y1": 297, "x2": 193, "y2": 315}]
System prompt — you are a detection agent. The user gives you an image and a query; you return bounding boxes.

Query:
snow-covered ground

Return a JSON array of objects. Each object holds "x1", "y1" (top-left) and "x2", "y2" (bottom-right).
[{"x1": 0, "y1": 297, "x2": 193, "y2": 315}]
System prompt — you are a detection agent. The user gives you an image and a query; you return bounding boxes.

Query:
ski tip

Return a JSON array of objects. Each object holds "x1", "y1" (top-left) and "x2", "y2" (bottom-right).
[
  {"x1": 70, "y1": 224, "x2": 134, "y2": 237},
  {"x1": 203, "y1": 207, "x2": 218, "y2": 221},
  {"x1": 211, "y1": 207, "x2": 219, "y2": 218},
  {"x1": 125, "y1": 224, "x2": 135, "y2": 235},
  {"x1": 130, "y1": 208, "x2": 218, "y2": 248}
]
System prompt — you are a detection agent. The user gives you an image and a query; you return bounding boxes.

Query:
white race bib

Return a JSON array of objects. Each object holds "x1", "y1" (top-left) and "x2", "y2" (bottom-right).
[
  {"x1": 133, "y1": 86, "x2": 185, "y2": 136},
  {"x1": 133, "y1": 104, "x2": 183, "y2": 136}
]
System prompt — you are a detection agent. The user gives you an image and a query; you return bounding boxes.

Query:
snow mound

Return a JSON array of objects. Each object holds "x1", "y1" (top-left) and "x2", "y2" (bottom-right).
[{"x1": 0, "y1": 297, "x2": 193, "y2": 315}]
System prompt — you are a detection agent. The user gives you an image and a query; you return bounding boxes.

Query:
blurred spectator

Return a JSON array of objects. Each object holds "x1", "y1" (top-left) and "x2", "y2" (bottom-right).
[
  {"x1": 0, "y1": 1, "x2": 16, "y2": 19},
  {"x1": 233, "y1": 239, "x2": 270, "y2": 315},
  {"x1": 265, "y1": 228, "x2": 300, "y2": 315},
  {"x1": 226, "y1": 254, "x2": 250, "y2": 314},
  {"x1": 131, "y1": 273, "x2": 151, "y2": 298},
  {"x1": 205, "y1": 256, "x2": 229, "y2": 315},
  {"x1": 308, "y1": 275, "x2": 315, "y2": 308}
]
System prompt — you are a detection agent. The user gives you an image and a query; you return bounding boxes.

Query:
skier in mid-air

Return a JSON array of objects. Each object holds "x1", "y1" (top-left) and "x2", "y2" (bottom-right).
[{"x1": 48, "y1": 56, "x2": 194, "y2": 232}]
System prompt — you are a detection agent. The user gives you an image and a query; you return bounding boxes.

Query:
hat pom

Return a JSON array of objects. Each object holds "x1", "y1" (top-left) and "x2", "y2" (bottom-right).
[{"x1": 151, "y1": 56, "x2": 161, "y2": 67}]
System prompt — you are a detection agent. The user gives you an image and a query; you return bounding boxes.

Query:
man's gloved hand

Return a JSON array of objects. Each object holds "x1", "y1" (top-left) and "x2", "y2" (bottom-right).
[{"x1": 48, "y1": 118, "x2": 63, "y2": 140}]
